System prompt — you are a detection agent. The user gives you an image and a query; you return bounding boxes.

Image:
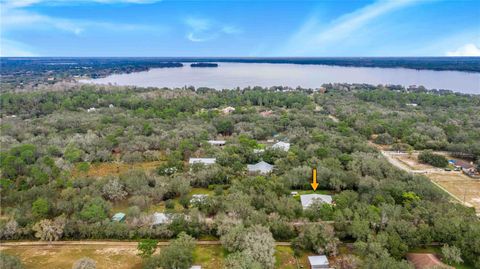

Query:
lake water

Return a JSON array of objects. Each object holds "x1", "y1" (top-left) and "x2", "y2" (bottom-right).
[{"x1": 83, "y1": 63, "x2": 480, "y2": 94}]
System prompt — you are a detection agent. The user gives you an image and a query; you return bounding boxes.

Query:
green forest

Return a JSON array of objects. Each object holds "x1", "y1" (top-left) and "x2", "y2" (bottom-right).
[{"x1": 1, "y1": 84, "x2": 479, "y2": 269}]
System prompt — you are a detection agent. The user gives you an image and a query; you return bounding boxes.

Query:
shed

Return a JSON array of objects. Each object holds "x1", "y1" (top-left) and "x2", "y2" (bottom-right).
[
  {"x1": 308, "y1": 255, "x2": 329, "y2": 269},
  {"x1": 300, "y1": 194, "x2": 333, "y2": 209},
  {"x1": 112, "y1": 212, "x2": 126, "y2": 222},
  {"x1": 189, "y1": 158, "x2": 216, "y2": 165},
  {"x1": 247, "y1": 161, "x2": 274, "y2": 174},
  {"x1": 272, "y1": 141, "x2": 290, "y2": 151}
]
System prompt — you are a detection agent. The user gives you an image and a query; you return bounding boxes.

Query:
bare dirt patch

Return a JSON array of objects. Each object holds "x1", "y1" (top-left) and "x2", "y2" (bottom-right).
[{"x1": 428, "y1": 172, "x2": 480, "y2": 213}]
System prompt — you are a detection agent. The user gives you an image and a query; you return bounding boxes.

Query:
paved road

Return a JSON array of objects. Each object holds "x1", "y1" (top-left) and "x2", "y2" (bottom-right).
[{"x1": 0, "y1": 240, "x2": 291, "y2": 247}]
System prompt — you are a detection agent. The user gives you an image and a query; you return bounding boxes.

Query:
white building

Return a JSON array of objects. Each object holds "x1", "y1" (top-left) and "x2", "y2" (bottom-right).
[
  {"x1": 272, "y1": 141, "x2": 290, "y2": 151},
  {"x1": 308, "y1": 255, "x2": 329, "y2": 269},
  {"x1": 189, "y1": 158, "x2": 216, "y2": 165},
  {"x1": 247, "y1": 161, "x2": 274, "y2": 174},
  {"x1": 221, "y1": 106, "x2": 235, "y2": 114},
  {"x1": 300, "y1": 194, "x2": 333, "y2": 209},
  {"x1": 190, "y1": 266, "x2": 202, "y2": 269},
  {"x1": 152, "y1": 213, "x2": 171, "y2": 225},
  {"x1": 207, "y1": 140, "x2": 226, "y2": 146}
]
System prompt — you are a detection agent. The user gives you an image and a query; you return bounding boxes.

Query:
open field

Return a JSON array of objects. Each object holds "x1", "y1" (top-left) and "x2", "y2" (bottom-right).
[
  {"x1": 73, "y1": 161, "x2": 164, "y2": 178},
  {"x1": 0, "y1": 242, "x2": 306, "y2": 269},
  {"x1": 379, "y1": 150, "x2": 480, "y2": 214}
]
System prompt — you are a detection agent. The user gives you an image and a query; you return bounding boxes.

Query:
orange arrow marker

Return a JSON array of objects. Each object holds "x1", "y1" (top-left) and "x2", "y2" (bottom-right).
[{"x1": 311, "y1": 168, "x2": 318, "y2": 191}]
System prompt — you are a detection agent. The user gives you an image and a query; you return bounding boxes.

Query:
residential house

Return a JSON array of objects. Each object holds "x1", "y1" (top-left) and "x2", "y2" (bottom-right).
[
  {"x1": 189, "y1": 158, "x2": 216, "y2": 165},
  {"x1": 152, "y1": 212, "x2": 171, "y2": 226},
  {"x1": 247, "y1": 161, "x2": 274, "y2": 174},
  {"x1": 300, "y1": 194, "x2": 333, "y2": 209},
  {"x1": 190, "y1": 266, "x2": 202, "y2": 269},
  {"x1": 112, "y1": 212, "x2": 126, "y2": 222},
  {"x1": 207, "y1": 140, "x2": 226, "y2": 146},
  {"x1": 272, "y1": 141, "x2": 290, "y2": 152},
  {"x1": 222, "y1": 106, "x2": 235, "y2": 114},
  {"x1": 308, "y1": 255, "x2": 330, "y2": 269}
]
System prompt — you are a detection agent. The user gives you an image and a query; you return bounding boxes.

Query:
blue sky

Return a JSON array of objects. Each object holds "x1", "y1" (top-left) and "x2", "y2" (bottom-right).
[{"x1": 1, "y1": 0, "x2": 479, "y2": 57}]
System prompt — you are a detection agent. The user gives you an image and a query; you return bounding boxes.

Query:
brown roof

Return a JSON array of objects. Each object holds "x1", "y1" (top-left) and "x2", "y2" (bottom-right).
[
  {"x1": 406, "y1": 253, "x2": 453, "y2": 269},
  {"x1": 454, "y1": 160, "x2": 474, "y2": 169}
]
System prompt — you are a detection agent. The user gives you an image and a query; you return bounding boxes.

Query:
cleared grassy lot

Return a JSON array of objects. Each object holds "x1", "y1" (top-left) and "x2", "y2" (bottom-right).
[{"x1": 1, "y1": 244, "x2": 304, "y2": 269}]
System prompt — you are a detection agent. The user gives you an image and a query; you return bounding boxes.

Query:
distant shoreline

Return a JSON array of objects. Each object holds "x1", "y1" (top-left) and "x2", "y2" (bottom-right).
[{"x1": 2, "y1": 57, "x2": 480, "y2": 73}]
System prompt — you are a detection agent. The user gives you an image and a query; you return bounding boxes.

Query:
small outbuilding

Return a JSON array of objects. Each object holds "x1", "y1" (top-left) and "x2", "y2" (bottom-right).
[
  {"x1": 189, "y1": 158, "x2": 216, "y2": 165},
  {"x1": 112, "y1": 212, "x2": 126, "y2": 222},
  {"x1": 272, "y1": 141, "x2": 290, "y2": 151},
  {"x1": 308, "y1": 255, "x2": 329, "y2": 269},
  {"x1": 247, "y1": 161, "x2": 274, "y2": 174},
  {"x1": 300, "y1": 194, "x2": 333, "y2": 209}
]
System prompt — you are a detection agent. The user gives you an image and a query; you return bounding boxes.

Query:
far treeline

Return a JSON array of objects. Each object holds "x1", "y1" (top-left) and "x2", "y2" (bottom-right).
[{"x1": 1, "y1": 84, "x2": 479, "y2": 269}]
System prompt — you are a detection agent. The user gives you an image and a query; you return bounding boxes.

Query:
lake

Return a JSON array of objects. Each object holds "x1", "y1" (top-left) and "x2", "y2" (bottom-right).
[{"x1": 83, "y1": 63, "x2": 480, "y2": 94}]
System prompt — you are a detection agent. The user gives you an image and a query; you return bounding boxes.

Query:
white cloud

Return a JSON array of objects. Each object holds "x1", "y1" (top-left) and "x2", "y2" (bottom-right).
[
  {"x1": 446, "y1": 43, "x2": 480, "y2": 56},
  {"x1": 278, "y1": 0, "x2": 420, "y2": 55},
  {"x1": 184, "y1": 17, "x2": 241, "y2": 42},
  {"x1": 1, "y1": 0, "x2": 161, "y2": 8},
  {"x1": 0, "y1": 39, "x2": 38, "y2": 56}
]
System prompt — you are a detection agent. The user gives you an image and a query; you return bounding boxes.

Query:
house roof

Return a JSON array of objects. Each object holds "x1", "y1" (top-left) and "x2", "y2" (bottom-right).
[
  {"x1": 308, "y1": 255, "x2": 329, "y2": 266},
  {"x1": 247, "y1": 161, "x2": 274, "y2": 174},
  {"x1": 189, "y1": 158, "x2": 216, "y2": 165},
  {"x1": 300, "y1": 194, "x2": 333, "y2": 209},
  {"x1": 152, "y1": 213, "x2": 171, "y2": 225},
  {"x1": 406, "y1": 253, "x2": 454, "y2": 269},
  {"x1": 112, "y1": 212, "x2": 125, "y2": 221},
  {"x1": 207, "y1": 140, "x2": 226, "y2": 145},
  {"x1": 190, "y1": 266, "x2": 202, "y2": 269},
  {"x1": 272, "y1": 141, "x2": 290, "y2": 151}
]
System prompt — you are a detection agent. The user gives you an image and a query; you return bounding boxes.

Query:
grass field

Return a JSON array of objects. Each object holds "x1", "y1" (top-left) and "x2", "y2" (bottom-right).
[
  {"x1": 0, "y1": 244, "x2": 304, "y2": 269},
  {"x1": 73, "y1": 161, "x2": 164, "y2": 178}
]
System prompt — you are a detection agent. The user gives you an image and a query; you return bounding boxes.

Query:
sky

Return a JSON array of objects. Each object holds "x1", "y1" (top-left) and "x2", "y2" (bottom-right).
[{"x1": 0, "y1": 0, "x2": 479, "y2": 57}]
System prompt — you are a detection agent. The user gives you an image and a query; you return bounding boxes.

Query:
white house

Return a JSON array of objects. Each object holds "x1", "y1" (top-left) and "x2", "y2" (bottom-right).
[
  {"x1": 207, "y1": 140, "x2": 226, "y2": 146},
  {"x1": 253, "y1": 149, "x2": 265, "y2": 154},
  {"x1": 190, "y1": 266, "x2": 202, "y2": 269},
  {"x1": 247, "y1": 161, "x2": 274, "y2": 174},
  {"x1": 189, "y1": 158, "x2": 216, "y2": 165},
  {"x1": 308, "y1": 255, "x2": 329, "y2": 269},
  {"x1": 222, "y1": 106, "x2": 235, "y2": 114},
  {"x1": 272, "y1": 141, "x2": 290, "y2": 151},
  {"x1": 300, "y1": 194, "x2": 333, "y2": 209},
  {"x1": 87, "y1": 107, "x2": 96, "y2": 113},
  {"x1": 152, "y1": 213, "x2": 171, "y2": 225}
]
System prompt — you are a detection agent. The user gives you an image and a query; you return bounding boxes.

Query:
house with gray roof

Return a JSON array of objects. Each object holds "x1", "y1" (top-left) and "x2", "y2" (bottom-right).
[
  {"x1": 272, "y1": 141, "x2": 290, "y2": 151},
  {"x1": 300, "y1": 194, "x2": 333, "y2": 209},
  {"x1": 152, "y1": 212, "x2": 171, "y2": 226},
  {"x1": 247, "y1": 161, "x2": 274, "y2": 174},
  {"x1": 308, "y1": 255, "x2": 329, "y2": 269}
]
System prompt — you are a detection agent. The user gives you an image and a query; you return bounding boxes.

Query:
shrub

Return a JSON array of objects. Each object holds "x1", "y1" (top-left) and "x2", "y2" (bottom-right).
[{"x1": 418, "y1": 150, "x2": 448, "y2": 167}]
